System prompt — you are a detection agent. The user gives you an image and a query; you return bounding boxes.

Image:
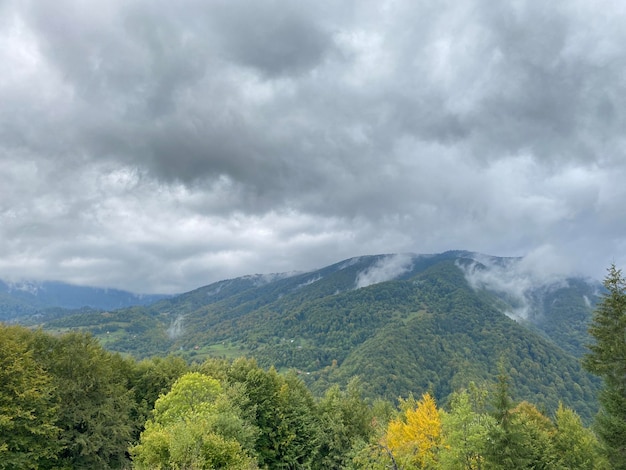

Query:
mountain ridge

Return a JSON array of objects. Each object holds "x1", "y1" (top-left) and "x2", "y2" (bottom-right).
[
  {"x1": 15, "y1": 251, "x2": 603, "y2": 421},
  {"x1": 0, "y1": 279, "x2": 168, "y2": 320}
]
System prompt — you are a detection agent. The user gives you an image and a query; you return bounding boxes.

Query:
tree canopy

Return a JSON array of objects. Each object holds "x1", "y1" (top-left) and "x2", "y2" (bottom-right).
[{"x1": 584, "y1": 264, "x2": 626, "y2": 468}]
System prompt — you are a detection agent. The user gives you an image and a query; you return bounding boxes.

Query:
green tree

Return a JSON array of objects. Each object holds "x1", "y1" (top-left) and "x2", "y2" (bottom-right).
[
  {"x1": 553, "y1": 403, "x2": 607, "y2": 470},
  {"x1": 583, "y1": 264, "x2": 626, "y2": 468},
  {"x1": 440, "y1": 386, "x2": 494, "y2": 470},
  {"x1": 509, "y1": 401, "x2": 556, "y2": 470},
  {"x1": 32, "y1": 331, "x2": 136, "y2": 469},
  {"x1": 227, "y1": 358, "x2": 321, "y2": 469},
  {"x1": 484, "y1": 372, "x2": 530, "y2": 469},
  {"x1": 485, "y1": 372, "x2": 562, "y2": 469},
  {"x1": 131, "y1": 372, "x2": 258, "y2": 469},
  {"x1": 350, "y1": 398, "x2": 396, "y2": 470},
  {"x1": 0, "y1": 326, "x2": 60, "y2": 469},
  {"x1": 313, "y1": 378, "x2": 374, "y2": 469},
  {"x1": 130, "y1": 355, "x2": 189, "y2": 418}
]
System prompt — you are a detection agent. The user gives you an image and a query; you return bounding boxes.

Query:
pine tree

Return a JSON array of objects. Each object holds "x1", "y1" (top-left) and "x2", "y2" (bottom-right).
[
  {"x1": 484, "y1": 371, "x2": 531, "y2": 469},
  {"x1": 583, "y1": 264, "x2": 626, "y2": 468}
]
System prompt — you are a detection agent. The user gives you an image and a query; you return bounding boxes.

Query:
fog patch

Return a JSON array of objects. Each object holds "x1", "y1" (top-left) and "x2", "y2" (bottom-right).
[
  {"x1": 206, "y1": 283, "x2": 224, "y2": 297},
  {"x1": 7, "y1": 280, "x2": 42, "y2": 295},
  {"x1": 355, "y1": 254, "x2": 414, "y2": 289},
  {"x1": 297, "y1": 275, "x2": 322, "y2": 289},
  {"x1": 245, "y1": 271, "x2": 301, "y2": 287},
  {"x1": 167, "y1": 315, "x2": 184, "y2": 339},
  {"x1": 460, "y1": 246, "x2": 572, "y2": 320},
  {"x1": 338, "y1": 257, "x2": 362, "y2": 270}
]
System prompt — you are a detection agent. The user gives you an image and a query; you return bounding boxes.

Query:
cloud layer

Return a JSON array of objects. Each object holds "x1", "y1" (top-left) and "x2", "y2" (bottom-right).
[{"x1": 2, "y1": 0, "x2": 626, "y2": 293}]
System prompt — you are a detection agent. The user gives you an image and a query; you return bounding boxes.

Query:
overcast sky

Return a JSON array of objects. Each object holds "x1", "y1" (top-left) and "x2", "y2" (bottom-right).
[{"x1": 2, "y1": 0, "x2": 626, "y2": 293}]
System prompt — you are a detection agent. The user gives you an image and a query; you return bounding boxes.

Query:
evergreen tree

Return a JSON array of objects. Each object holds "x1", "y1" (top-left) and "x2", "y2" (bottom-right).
[
  {"x1": 484, "y1": 372, "x2": 530, "y2": 469},
  {"x1": 583, "y1": 264, "x2": 626, "y2": 468}
]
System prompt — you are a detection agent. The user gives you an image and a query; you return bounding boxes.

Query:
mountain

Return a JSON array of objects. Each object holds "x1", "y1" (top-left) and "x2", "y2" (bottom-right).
[
  {"x1": 0, "y1": 279, "x2": 168, "y2": 320},
  {"x1": 23, "y1": 251, "x2": 602, "y2": 420}
]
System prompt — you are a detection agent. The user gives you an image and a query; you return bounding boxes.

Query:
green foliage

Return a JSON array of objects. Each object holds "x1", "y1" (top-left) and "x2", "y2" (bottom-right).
[
  {"x1": 0, "y1": 326, "x2": 60, "y2": 469},
  {"x1": 127, "y1": 355, "x2": 190, "y2": 439},
  {"x1": 131, "y1": 372, "x2": 258, "y2": 469},
  {"x1": 0, "y1": 325, "x2": 154, "y2": 469},
  {"x1": 553, "y1": 403, "x2": 607, "y2": 470},
  {"x1": 133, "y1": 420, "x2": 256, "y2": 470},
  {"x1": 584, "y1": 264, "x2": 626, "y2": 468},
  {"x1": 32, "y1": 330, "x2": 137, "y2": 469},
  {"x1": 313, "y1": 378, "x2": 375, "y2": 469},
  {"x1": 440, "y1": 385, "x2": 495, "y2": 469},
  {"x1": 227, "y1": 358, "x2": 321, "y2": 469},
  {"x1": 25, "y1": 254, "x2": 601, "y2": 424},
  {"x1": 483, "y1": 372, "x2": 535, "y2": 469},
  {"x1": 0, "y1": 325, "x2": 608, "y2": 470}
]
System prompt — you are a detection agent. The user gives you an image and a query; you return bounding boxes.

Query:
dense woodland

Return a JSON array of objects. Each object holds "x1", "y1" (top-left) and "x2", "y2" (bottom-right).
[
  {"x1": 2, "y1": 255, "x2": 625, "y2": 468},
  {"x1": 19, "y1": 255, "x2": 603, "y2": 422},
  {"x1": 0, "y1": 323, "x2": 615, "y2": 469}
]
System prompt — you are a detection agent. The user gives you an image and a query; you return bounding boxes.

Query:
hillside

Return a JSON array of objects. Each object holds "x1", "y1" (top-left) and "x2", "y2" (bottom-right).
[
  {"x1": 0, "y1": 279, "x2": 168, "y2": 320},
  {"x1": 24, "y1": 251, "x2": 601, "y2": 420}
]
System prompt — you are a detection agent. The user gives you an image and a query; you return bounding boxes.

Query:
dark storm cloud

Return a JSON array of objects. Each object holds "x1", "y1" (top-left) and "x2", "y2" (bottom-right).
[
  {"x1": 209, "y1": 1, "x2": 334, "y2": 77},
  {"x1": 2, "y1": 0, "x2": 626, "y2": 292}
]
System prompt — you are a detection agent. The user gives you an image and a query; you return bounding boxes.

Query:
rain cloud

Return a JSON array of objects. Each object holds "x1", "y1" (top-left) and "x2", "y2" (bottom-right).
[{"x1": 2, "y1": 0, "x2": 626, "y2": 293}]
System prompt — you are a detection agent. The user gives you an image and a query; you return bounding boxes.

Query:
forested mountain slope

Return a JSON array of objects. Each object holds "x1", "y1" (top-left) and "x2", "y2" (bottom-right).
[
  {"x1": 26, "y1": 251, "x2": 601, "y2": 419},
  {"x1": 0, "y1": 279, "x2": 167, "y2": 320}
]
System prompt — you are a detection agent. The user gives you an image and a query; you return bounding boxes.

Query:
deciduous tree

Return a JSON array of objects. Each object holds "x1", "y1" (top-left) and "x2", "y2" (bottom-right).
[
  {"x1": 131, "y1": 372, "x2": 257, "y2": 469},
  {"x1": 385, "y1": 392, "x2": 443, "y2": 469},
  {"x1": 0, "y1": 326, "x2": 60, "y2": 469},
  {"x1": 32, "y1": 332, "x2": 137, "y2": 469},
  {"x1": 440, "y1": 386, "x2": 494, "y2": 470},
  {"x1": 553, "y1": 403, "x2": 607, "y2": 470}
]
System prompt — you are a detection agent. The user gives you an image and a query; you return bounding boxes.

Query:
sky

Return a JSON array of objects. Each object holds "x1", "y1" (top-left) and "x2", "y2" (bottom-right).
[{"x1": 2, "y1": 0, "x2": 626, "y2": 294}]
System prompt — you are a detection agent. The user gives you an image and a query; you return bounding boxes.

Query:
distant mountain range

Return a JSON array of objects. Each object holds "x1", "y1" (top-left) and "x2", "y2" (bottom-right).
[
  {"x1": 0, "y1": 279, "x2": 168, "y2": 320},
  {"x1": 7, "y1": 251, "x2": 603, "y2": 421}
]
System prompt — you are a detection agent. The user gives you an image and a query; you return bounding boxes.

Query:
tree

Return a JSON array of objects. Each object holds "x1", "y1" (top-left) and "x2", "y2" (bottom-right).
[
  {"x1": 553, "y1": 403, "x2": 607, "y2": 470},
  {"x1": 440, "y1": 386, "x2": 494, "y2": 470},
  {"x1": 129, "y1": 355, "x2": 189, "y2": 427},
  {"x1": 385, "y1": 392, "x2": 443, "y2": 469},
  {"x1": 131, "y1": 372, "x2": 258, "y2": 469},
  {"x1": 509, "y1": 401, "x2": 556, "y2": 470},
  {"x1": 484, "y1": 371, "x2": 530, "y2": 469},
  {"x1": 0, "y1": 326, "x2": 60, "y2": 469},
  {"x1": 227, "y1": 358, "x2": 321, "y2": 468},
  {"x1": 313, "y1": 378, "x2": 374, "y2": 469},
  {"x1": 32, "y1": 331, "x2": 137, "y2": 469},
  {"x1": 583, "y1": 264, "x2": 626, "y2": 468}
]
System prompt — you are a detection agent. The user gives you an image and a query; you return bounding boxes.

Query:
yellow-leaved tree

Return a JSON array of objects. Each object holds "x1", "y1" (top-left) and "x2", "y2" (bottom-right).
[{"x1": 384, "y1": 392, "x2": 444, "y2": 469}]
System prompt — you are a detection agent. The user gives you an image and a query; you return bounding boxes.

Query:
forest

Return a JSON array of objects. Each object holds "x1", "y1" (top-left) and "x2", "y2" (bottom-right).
[
  {"x1": 21, "y1": 255, "x2": 604, "y2": 423},
  {"x1": 1, "y1": 258, "x2": 625, "y2": 469},
  {"x1": 0, "y1": 324, "x2": 616, "y2": 469}
]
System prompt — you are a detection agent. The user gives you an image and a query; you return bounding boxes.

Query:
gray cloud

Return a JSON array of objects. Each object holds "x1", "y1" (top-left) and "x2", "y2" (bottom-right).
[{"x1": 2, "y1": 0, "x2": 626, "y2": 293}]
